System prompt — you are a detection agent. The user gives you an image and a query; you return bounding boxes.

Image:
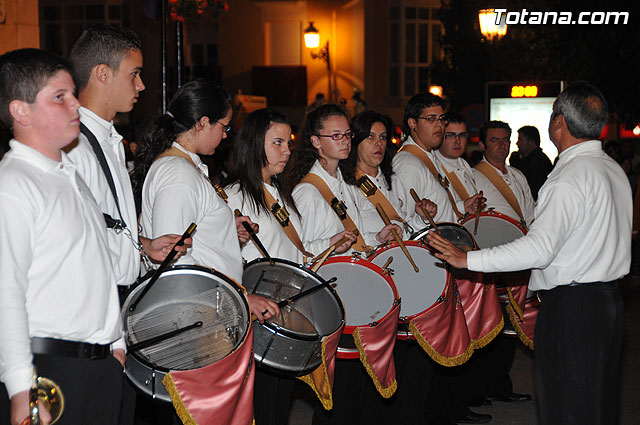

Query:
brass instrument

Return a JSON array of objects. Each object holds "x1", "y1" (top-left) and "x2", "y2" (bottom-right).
[{"x1": 28, "y1": 369, "x2": 64, "y2": 425}]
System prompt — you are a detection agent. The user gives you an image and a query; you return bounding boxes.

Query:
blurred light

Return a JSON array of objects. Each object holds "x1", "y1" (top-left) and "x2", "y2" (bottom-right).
[
  {"x1": 304, "y1": 22, "x2": 320, "y2": 49},
  {"x1": 429, "y1": 85, "x2": 443, "y2": 97},
  {"x1": 634, "y1": 125, "x2": 640, "y2": 136},
  {"x1": 391, "y1": 137, "x2": 400, "y2": 145},
  {"x1": 511, "y1": 85, "x2": 538, "y2": 98},
  {"x1": 478, "y1": 9, "x2": 507, "y2": 41}
]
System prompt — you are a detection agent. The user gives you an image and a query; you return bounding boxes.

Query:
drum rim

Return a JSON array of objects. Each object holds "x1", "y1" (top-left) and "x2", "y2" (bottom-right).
[
  {"x1": 410, "y1": 222, "x2": 477, "y2": 249},
  {"x1": 369, "y1": 240, "x2": 451, "y2": 321},
  {"x1": 319, "y1": 255, "x2": 399, "y2": 333},
  {"x1": 122, "y1": 264, "x2": 251, "y2": 373},
  {"x1": 460, "y1": 210, "x2": 527, "y2": 235},
  {"x1": 243, "y1": 257, "x2": 346, "y2": 337}
]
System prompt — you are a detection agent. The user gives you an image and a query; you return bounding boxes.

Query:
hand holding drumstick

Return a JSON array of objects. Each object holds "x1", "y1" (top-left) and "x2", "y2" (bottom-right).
[{"x1": 375, "y1": 204, "x2": 419, "y2": 273}]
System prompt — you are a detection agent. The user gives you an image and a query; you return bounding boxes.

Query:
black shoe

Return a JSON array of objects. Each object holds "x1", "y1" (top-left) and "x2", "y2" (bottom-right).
[
  {"x1": 454, "y1": 412, "x2": 492, "y2": 424},
  {"x1": 467, "y1": 396, "x2": 492, "y2": 407},
  {"x1": 490, "y1": 392, "x2": 532, "y2": 402}
]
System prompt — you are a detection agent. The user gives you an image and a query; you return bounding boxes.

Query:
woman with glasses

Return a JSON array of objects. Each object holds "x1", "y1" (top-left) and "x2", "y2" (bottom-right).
[
  {"x1": 132, "y1": 79, "x2": 279, "y2": 322},
  {"x1": 285, "y1": 104, "x2": 397, "y2": 256},
  {"x1": 340, "y1": 110, "x2": 437, "y2": 238}
]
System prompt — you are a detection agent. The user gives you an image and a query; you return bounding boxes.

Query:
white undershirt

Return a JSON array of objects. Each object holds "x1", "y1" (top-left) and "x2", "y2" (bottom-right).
[{"x1": 433, "y1": 150, "x2": 478, "y2": 213}]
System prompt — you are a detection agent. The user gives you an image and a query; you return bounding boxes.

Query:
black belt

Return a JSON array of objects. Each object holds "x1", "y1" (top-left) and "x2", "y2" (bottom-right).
[{"x1": 31, "y1": 337, "x2": 111, "y2": 360}]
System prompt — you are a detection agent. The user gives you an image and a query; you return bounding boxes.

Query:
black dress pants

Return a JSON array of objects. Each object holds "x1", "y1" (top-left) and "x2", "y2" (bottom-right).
[{"x1": 535, "y1": 282, "x2": 624, "y2": 425}]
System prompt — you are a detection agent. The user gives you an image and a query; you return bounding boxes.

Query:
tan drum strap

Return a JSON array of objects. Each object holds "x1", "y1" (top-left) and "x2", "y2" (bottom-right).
[
  {"x1": 299, "y1": 173, "x2": 371, "y2": 252},
  {"x1": 156, "y1": 147, "x2": 229, "y2": 203},
  {"x1": 398, "y1": 145, "x2": 464, "y2": 220},
  {"x1": 262, "y1": 187, "x2": 314, "y2": 258},
  {"x1": 440, "y1": 165, "x2": 471, "y2": 205},
  {"x1": 354, "y1": 169, "x2": 406, "y2": 225},
  {"x1": 474, "y1": 162, "x2": 525, "y2": 224}
]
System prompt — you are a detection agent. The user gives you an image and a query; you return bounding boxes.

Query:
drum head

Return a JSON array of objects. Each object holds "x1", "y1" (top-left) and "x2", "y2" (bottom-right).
[
  {"x1": 411, "y1": 223, "x2": 475, "y2": 252},
  {"x1": 122, "y1": 265, "x2": 250, "y2": 401},
  {"x1": 243, "y1": 259, "x2": 344, "y2": 337},
  {"x1": 461, "y1": 213, "x2": 525, "y2": 249},
  {"x1": 370, "y1": 241, "x2": 448, "y2": 319},
  {"x1": 318, "y1": 256, "x2": 397, "y2": 328}
]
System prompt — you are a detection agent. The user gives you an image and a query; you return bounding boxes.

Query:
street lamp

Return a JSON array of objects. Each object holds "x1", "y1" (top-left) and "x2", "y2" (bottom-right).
[
  {"x1": 478, "y1": 9, "x2": 507, "y2": 41},
  {"x1": 304, "y1": 21, "x2": 332, "y2": 101}
]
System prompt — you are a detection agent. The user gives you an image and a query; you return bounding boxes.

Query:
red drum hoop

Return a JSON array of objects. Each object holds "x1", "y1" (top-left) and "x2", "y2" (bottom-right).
[
  {"x1": 318, "y1": 255, "x2": 399, "y2": 359},
  {"x1": 369, "y1": 240, "x2": 450, "y2": 340}
]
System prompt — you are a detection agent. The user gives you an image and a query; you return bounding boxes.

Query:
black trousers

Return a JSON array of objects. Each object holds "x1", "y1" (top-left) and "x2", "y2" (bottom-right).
[
  {"x1": 253, "y1": 367, "x2": 295, "y2": 425},
  {"x1": 535, "y1": 282, "x2": 624, "y2": 425},
  {"x1": 33, "y1": 354, "x2": 122, "y2": 425}
]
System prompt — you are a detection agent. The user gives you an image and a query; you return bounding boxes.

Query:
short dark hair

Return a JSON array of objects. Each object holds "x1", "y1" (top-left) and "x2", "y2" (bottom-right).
[
  {"x1": 231, "y1": 108, "x2": 297, "y2": 215},
  {"x1": 69, "y1": 24, "x2": 141, "y2": 91},
  {"x1": 0, "y1": 48, "x2": 72, "y2": 129},
  {"x1": 517, "y1": 125, "x2": 541, "y2": 147},
  {"x1": 479, "y1": 120, "x2": 512, "y2": 144},
  {"x1": 340, "y1": 110, "x2": 395, "y2": 190},
  {"x1": 443, "y1": 112, "x2": 466, "y2": 125},
  {"x1": 402, "y1": 92, "x2": 445, "y2": 137},
  {"x1": 555, "y1": 81, "x2": 608, "y2": 140}
]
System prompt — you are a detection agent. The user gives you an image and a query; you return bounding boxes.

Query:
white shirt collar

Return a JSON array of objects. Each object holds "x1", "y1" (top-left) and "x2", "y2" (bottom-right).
[
  {"x1": 79, "y1": 106, "x2": 121, "y2": 146},
  {"x1": 8, "y1": 139, "x2": 75, "y2": 172},
  {"x1": 172, "y1": 141, "x2": 209, "y2": 175}
]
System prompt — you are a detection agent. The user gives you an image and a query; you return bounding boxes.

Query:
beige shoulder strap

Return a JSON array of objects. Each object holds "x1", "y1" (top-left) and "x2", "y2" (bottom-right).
[
  {"x1": 262, "y1": 186, "x2": 314, "y2": 257},
  {"x1": 398, "y1": 145, "x2": 464, "y2": 219},
  {"x1": 439, "y1": 163, "x2": 471, "y2": 203},
  {"x1": 474, "y1": 162, "x2": 525, "y2": 223},
  {"x1": 354, "y1": 169, "x2": 405, "y2": 224},
  {"x1": 299, "y1": 173, "x2": 371, "y2": 251}
]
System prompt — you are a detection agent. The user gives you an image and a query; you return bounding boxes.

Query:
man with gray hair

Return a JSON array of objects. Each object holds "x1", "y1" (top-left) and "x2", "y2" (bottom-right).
[{"x1": 429, "y1": 81, "x2": 631, "y2": 425}]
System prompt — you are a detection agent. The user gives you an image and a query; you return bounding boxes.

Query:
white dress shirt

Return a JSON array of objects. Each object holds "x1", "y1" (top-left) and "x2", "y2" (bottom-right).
[
  {"x1": 433, "y1": 150, "x2": 478, "y2": 213},
  {"x1": 467, "y1": 140, "x2": 632, "y2": 291},
  {"x1": 292, "y1": 160, "x2": 377, "y2": 254},
  {"x1": 0, "y1": 141, "x2": 124, "y2": 397},
  {"x1": 346, "y1": 168, "x2": 427, "y2": 238},
  {"x1": 472, "y1": 159, "x2": 535, "y2": 226},
  {"x1": 392, "y1": 136, "x2": 457, "y2": 222},
  {"x1": 226, "y1": 182, "x2": 305, "y2": 263},
  {"x1": 67, "y1": 107, "x2": 141, "y2": 286},
  {"x1": 140, "y1": 142, "x2": 243, "y2": 284}
]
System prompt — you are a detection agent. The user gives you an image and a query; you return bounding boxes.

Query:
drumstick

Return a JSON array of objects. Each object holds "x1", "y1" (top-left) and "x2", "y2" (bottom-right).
[
  {"x1": 128, "y1": 321, "x2": 203, "y2": 351},
  {"x1": 410, "y1": 188, "x2": 440, "y2": 234},
  {"x1": 473, "y1": 191, "x2": 483, "y2": 235},
  {"x1": 375, "y1": 203, "x2": 419, "y2": 273},
  {"x1": 129, "y1": 223, "x2": 197, "y2": 312},
  {"x1": 234, "y1": 209, "x2": 272, "y2": 262},
  {"x1": 310, "y1": 230, "x2": 359, "y2": 265},
  {"x1": 382, "y1": 256, "x2": 393, "y2": 271},
  {"x1": 276, "y1": 278, "x2": 337, "y2": 308}
]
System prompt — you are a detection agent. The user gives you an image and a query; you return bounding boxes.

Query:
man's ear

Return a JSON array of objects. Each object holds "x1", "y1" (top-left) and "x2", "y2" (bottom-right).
[
  {"x1": 408, "y1": 117, "x2": 417, "y2": 132},
  {"x1": 9, "y1": 100, "x2": 31, "y2": 127},
  {"x1": 94, "y1": 64, "x2": 112, "y2": 85},
  {"x1": 478, "y1": 141, "x2": 486, "y2": 152}
]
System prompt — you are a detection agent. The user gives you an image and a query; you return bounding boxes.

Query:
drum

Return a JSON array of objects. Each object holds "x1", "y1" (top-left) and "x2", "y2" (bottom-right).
[
  {"x1": 369, "y1": 241, "x2": 449, "y2": 339},
  {"x1": 122, "y1": 265, "x2": 251, "y2": 402},
  {"x1": 243, "y1": 258, "x2": 344, "y2": 375},
  {"x1": 411, "y1": 222, "x2": 476, "y2": 252},
  {"x1": 460, "y1": 211, "x2": 526, "y2": 249},
  {"x1": 317, "y1": 255, "x2": 399, "y2": 359}
]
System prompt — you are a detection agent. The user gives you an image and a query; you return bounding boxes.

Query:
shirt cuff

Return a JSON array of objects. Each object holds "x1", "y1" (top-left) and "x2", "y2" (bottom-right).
[
  {"x1": 112, "y1": 335, "x2": 127, "y2": 354},
  {"x1": 3, "y1": 366, "x2": 33, "y2": 398},
  {"x1": 466, "y1": 250, "x2": 483, "y2": 272}
]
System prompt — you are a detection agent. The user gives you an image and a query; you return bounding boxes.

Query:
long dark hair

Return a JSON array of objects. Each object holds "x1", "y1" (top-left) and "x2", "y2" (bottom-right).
[
  {"x1": 229, "y1": 108, "x2": 298, "y2": 215},
  {"x1": 131, "y1": 79, "x2": 231, "y2": 211},
  {"x1": 340, "y1": 111, "x2": 395, "y2": 190},
  {"x1": 284, "y1": 104, "x2": 349, "y2": 195}
]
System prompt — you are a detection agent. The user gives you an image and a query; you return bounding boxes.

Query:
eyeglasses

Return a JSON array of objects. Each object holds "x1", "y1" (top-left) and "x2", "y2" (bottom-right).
[
  {"x1": 316, "y1": 132, "x2": 355, "y2": 141},
  {"x1": 217, "y1": 120, "x2": 232, "y2": 133},
  {"x1": 415, "y1": 115, "x2": 447, "y2": 124},
  {"x1": 444, "y1": 132, "x2": 469, "y2": 141}
]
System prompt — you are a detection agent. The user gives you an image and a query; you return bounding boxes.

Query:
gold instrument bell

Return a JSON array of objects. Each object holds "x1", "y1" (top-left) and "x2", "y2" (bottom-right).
[{"x1": 28, "y1": 368, "x2": 64, "y2": 425}]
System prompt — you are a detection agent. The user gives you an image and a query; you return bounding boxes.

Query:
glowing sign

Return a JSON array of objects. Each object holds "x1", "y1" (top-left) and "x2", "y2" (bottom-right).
[{"x1": 511, "y1": 85, "x2": 538, "y2": 98}]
